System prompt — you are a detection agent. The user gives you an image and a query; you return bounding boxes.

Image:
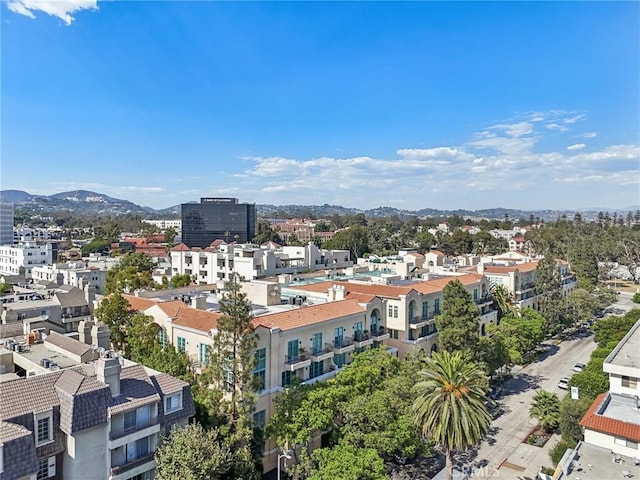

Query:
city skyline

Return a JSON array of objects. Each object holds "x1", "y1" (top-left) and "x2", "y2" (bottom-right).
[{"x1": 2, "y1": 1, "x2": 638, "y2": 211}]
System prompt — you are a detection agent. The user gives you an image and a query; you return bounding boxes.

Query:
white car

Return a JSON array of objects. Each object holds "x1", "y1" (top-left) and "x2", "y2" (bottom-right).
[
  {"x1": 558, "y1": 377, "x2": 570, "y2": 390},
  {"x1": 573, "y1": 363, "x2": 586, "y2": 373}
]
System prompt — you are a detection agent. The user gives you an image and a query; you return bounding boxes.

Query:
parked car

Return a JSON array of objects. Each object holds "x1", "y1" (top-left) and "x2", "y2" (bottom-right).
[
  {"x1": 558, "y1": 377, "x2": 570, "y2": 390},
  {"x1": 573, "y1": 363, "x2": 586, "y2": 372}
]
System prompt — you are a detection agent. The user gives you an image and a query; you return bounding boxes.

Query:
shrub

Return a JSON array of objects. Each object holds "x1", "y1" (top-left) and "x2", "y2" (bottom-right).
[
  {"x1": 633, "y1": 292, "x2": 640, "y2": 304},
  {"x1": 549, "y1": 439, "x2": 577, "y2": 465}
]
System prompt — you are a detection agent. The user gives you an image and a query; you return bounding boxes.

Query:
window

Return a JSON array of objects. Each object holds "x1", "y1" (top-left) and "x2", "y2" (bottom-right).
[
  {"x1": 614, "y1": 437, "x2": 638, "y2": 448},
  {"x1": 473, "y1": 289, "x2": 478, "y2": 301},
  {"x1": 177, "y1": 337, "x2": 186, "y2": 352},
  {"x1": 434, "y1": 299, "x2": 440, "y2": 315},
  {"x1": 282, "y1": 370, "x2": 296, "y2": 386},
  {"x1": 393, "y1": 306, "x2": 398, "y2": 318},
  {"x1": 157, "y1": 328, "x2": 168, "y2": 348},
  {"x1": 36, "y1": 457, "x2": 55, "y2": 479},
  {"x1": 124, "y1": 410, "x2": 137, "y2": 430},
  {"x1": 388, "y1": 329, "x2": 399, "y2": 340},
  {"x1": 199, "y1": 343, "x2": 209, "y2": 365},
  {"x1": 253, "y1": 409, "x2": 266, "y2": 428},
  {"x1": 621, "y1": 376, "x2": 638, "y2": 389},
  {"x1": 165, "y1": 392, "x2": 182, "y2": 413},
  {"x1": 35, "y1": 411, "x2": 52, "y2": 445},
  {"x1": 126, "y1": 437, "x2": 150, "y2": 462},
  {"x1": 253, "y1": 348, "x2": 266, "y2": 391},
  {"x1": 388, "y1": 305, "x2": 393, "y2": 318},
  {"x1": 422, "y1": 301, "x2": 428, "y2": 319}
]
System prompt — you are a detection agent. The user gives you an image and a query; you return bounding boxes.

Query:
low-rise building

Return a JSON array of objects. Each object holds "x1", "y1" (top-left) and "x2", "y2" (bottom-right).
[
  {"x1": 32, "y1": 261, "x2": 107, "y2": 294},
  {"x1": 0, "y1": 242, "x2": 53, "y2": 279},
  {"x1": 170, "y1": 241, "x2": 352, "y2": 285}
]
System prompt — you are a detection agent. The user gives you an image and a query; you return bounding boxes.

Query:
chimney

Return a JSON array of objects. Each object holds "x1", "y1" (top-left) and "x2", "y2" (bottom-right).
[
  {"x1": 192, "y1": 295, "x2": 206, "y2": 310},
  {"x1": 84, "y1": 283, "x2": 96, "y2": 314},
  {"x1": 78, "y1": 320, "x2": 94, "y2": 345},
  {"x1": 477, "y1": 263, "x2": 485, "y2": 274},
  {"x1": 333, "y1": 285, "x2": 346, "y2": 301},
  {"x1": 91, "y1": 323, "x2": 111, "y2": 350},
  {"x1": 96, "y1": 354, "x2": 121, "y2": 397}
]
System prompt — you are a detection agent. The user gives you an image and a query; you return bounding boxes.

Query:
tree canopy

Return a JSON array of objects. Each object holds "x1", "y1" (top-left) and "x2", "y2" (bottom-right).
[{"x1": 435, "y1": 280, "x2": 481, "y2": 359}]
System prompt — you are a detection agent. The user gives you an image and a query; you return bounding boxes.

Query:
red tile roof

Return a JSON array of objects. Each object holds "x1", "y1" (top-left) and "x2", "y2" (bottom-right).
[
  {"x1": 171, "y1": 308, "x2": 222, "y2": 333},
  {"x1": 427, "y1": 250, "x2": 445, "y2": 256},
  {"x1": 580, "y1": 393, "x2": 640, "y2": 442},
  {"x1": 122, "y1": 294, "x2": 160, "y2": 312},
  {"x1": 484, "y1": 262, "x2": 538, "y2": 274},
  {"x1": 170, "y1": 243, "x2": 191, "y2": 252},
  {"x1": 253, "y1": 299, "x2": 365, "y2": 331}
]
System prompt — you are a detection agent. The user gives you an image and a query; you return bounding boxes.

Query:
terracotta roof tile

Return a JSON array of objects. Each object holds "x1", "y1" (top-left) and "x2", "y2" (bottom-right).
[
  {"x1": 122, "y1": 294, "x2": 160, "y2": 312},
  {"x1": 170, "y1": 243, "x2": 191, "y2": 252},
  {"x1": 254, "y1": 299, "x2": 365, "y2": 331},
  {"x1": 484, "y1": 262, "x2": 538, "y2": 274},
  {"x1": 427, "y1": 250, "x2": 445, "y2": 256},
  {"x1": 580, "y1": 393, "x2": 640, "y2": 442},
  {"x1": 171, "y1": 308, "x2": 222, "y2": 333}
]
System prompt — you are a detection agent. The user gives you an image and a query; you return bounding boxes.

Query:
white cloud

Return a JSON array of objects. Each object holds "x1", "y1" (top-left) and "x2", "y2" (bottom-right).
[
  {"x1": 546, "y1": 123, "x2": 569, "y2": 132},
  {"x1": 567, "y1": 143, "x2": 586, "y2": 151},
  {"x1": 7, "y1": 0, "x2": 99, "y2": 25},
  {"x1": 564, "y1": 114, "x2": 586, "y2": 124},
  {"x1": 579, "y1": 132, "x2": 598, "y2": 138}
]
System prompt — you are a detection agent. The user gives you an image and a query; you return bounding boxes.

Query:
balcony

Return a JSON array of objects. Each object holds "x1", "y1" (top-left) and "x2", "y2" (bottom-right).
[
  {"x1": 109, "y1": 453, "x2": 156, "y2": 478},
  {"x1": 371, "y1": 326, "x2": 390, "y2": 341},
  {"x1": 409, "y1": 316, "x2": 428, "y2": 329},
  {"x1": 333, "y1": 337, "x2": 354, "y2": 354},
  {"x1": 310, "y1": 344, "x2": 334, "y2": 362},
  {"x1": 353, "y1": 331, "x2": 374, "y2": 348},
  {"x1": 475, "y1": 295, "x2": 493, "y2": 307},
  {"x1": 284, "y1": 353, "x2": 311, "y2": 371},
  {"x1": 515, "y1": 283, "x2": 536, "y2": 294},
  {"x1": 110, "y1": 417, "x2": 159, "y2": 441},
  {"x1": 61, "y1": 312, "x2": 91, "y2": 324}
]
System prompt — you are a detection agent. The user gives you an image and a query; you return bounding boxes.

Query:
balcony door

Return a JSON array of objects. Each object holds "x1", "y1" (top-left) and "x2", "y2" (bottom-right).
[
  {"x1": 333, "y1": 327, "x2": 344, "y2": 347},
  {"x1": 312, "y1": 333, "x2": 323, "y2": 354},
  {"x1": 287, "y1": 339, "x2": 299, "y2": 361}
]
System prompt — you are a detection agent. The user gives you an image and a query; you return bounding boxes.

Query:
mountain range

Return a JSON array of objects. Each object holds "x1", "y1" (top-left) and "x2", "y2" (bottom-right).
[{"x1": 0, "y1": 189, "x2": 637, "y2": 221}]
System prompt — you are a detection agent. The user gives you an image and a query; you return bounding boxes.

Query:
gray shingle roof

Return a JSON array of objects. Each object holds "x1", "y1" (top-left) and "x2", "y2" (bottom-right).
[
  {"x1": 55, "y1": 370, "x2": 111, "y2": 434},
  {"x1": 53, "y1": 287, "x2": 87, "y2": 308},
  {"x1": 0, "y1": 371, "x2": 65, "y2": 420},
  {"x1": 108, "y1": 364, "x2": 161, "y2": 415},
  {"x1": 0, "y1": 422, "x2": 37, "y2": 479},
  {"x1": 45, "y1": 332, "x2": 92, "y2": 357},
  {"x1": 152, "y1": 373, "x2": 189, "y2": 395}
]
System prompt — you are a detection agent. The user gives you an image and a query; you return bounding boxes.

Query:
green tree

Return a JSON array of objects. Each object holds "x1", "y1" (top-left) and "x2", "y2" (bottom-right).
[
  {"x1": 0, "y1": 283, "x2": 12, "y2": 294},
  {"x1": 206, "y1": 273, "x2": 261, "y2": 479},
  {"x1": 412, "y1": 351, "x2": 491, "y2": 480},
  {"x1": 489, "y1": 283, "x2": 517, "y2": 319},
  {"x1": 118, "y1": 251, "x2": 155, "y2": 272},
  {"x1": 164, "y1": 226, "x2": 177, "y2": 246},
  {"x1": 535, "y1": 254, "x2": 565, "y2": 333},
  {"x1": 529, "y1": 390, "x2": 560, "y2": 433},
  {"x1": 323, "y1": 225, "x2": 370, "y2": 260},
  {"x1": 566, "y1": 288, "x2": 598, "y2": 326},
  {"x1": 251, "y1": 220, "x2": 282, "y2": 245},
  {"x1": 435, "y1": 280, "x2": 481, "y2": 359},
  {"x1": 559, "y1": 397, "x2": 591, "y2": 444},
  {"x1": 155, "y1": 424, "x2": 233, "y2": 480},
  {"x1": 492, "y1": 309, "x2": 545, "y2": 365},
  {"x1": 307, "y1": 444, "x2": 387, "y2": 480},
  {"x1": 93, "y1": 293, "x2": 132, "y2": 353}
]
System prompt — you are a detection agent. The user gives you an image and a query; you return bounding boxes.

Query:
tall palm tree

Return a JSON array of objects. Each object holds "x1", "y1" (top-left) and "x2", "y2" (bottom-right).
[
  {"x1": 412, "y1": 351, "x2": 491, "y2": 480},
  {"x1": 490, "y1": 282, "x2": 518, "y2": 320}
]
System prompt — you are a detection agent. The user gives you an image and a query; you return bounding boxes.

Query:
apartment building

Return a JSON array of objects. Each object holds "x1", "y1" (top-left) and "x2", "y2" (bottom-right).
[
  {"x1": 121, "y1": 290, "x2": 393, "y2": 473},
  {"x1": 0, "y1": 328, "x2": 195, "y2": 480},
  {"x1": 286, "y1": 272, "x2": 496, "y2": 357},
  {"x1": 2, "y1": 285, "x2": 95, "y2": 335},
  {"x1": 267, "y1": 218, "x2": 335, "y2": 244},
  {"x1": 170, "y1": 241, "x2": 352, "y2": 284},
  {"x1": 478, "y1": 258, "x2": 577, "y2": 311},
  {"x1": 554, "y1": 320, "x2": 640, "y2": 479},
  {"x1": 0, "y1": 243, "x2": 53, "y2": 279},
  {"x1": 13, "y1": 228, "x2": 51, "y2": 244},
  {"x1": 141, "y1": 219, "x2": 182, "y2": 231},
  {"x1": 32, "y1": 262, "x2": 107, "y2": 294}
]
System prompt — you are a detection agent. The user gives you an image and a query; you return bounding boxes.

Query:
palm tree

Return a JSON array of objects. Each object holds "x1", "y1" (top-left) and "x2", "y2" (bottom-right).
[
  {"x1": 529, "y1": 390, "x2": 560, "y2": 433},
  {"x1": 490, "y1": 282, "x2": 518, "y2": 320},
  {"x1": 412, "y1": 351, "x2": 491, "y2": 480}
]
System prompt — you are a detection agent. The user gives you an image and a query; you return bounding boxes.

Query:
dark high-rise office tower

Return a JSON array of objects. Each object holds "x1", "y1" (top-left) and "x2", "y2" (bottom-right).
[{"x1": 181, "y1": 198, "x2": 256, "y2": 248}]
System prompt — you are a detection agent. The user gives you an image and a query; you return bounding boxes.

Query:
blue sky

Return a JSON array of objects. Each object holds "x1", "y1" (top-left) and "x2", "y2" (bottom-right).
[{"x1": 2, "y1": 1, "x2": 639, "y2": 211}]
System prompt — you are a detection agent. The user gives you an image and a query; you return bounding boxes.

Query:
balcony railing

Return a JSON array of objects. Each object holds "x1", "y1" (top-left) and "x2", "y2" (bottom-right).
[
  {"x1": 353, "y1": 331, "x2": 374, "y2": 346},
  {"x1": 333, "y1": 337, "x2": 354, "y2": 354},
  {"x1": 371, "y1": 326, "x2": 390, "y2": 340},
  {"x1": 110, "y1": 453, "x2": 156, "y2": 477},
  {"x1": 409, "y1": 316, "x2": 429, "y2": 329},
  {"x1": 310, "y1": 344, "x2": 334, "y2": 361},
  {"x1": 109, "y1": 417, "x2": 159, "y2": 441}
]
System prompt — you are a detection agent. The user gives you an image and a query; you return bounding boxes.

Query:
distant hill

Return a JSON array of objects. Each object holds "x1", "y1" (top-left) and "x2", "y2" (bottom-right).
[
  {"x1": 1, "y1": 189, "x2": 636, "y2": 221},
  {"x1": 0, "y1": 189, "x2": 153, "y2": 216}
]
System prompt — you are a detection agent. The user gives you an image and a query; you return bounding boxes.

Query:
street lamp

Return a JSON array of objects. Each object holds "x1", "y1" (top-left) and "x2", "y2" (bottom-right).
[{"x1": 277, "y1": 449, "x2": 292, "y2": 480}]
